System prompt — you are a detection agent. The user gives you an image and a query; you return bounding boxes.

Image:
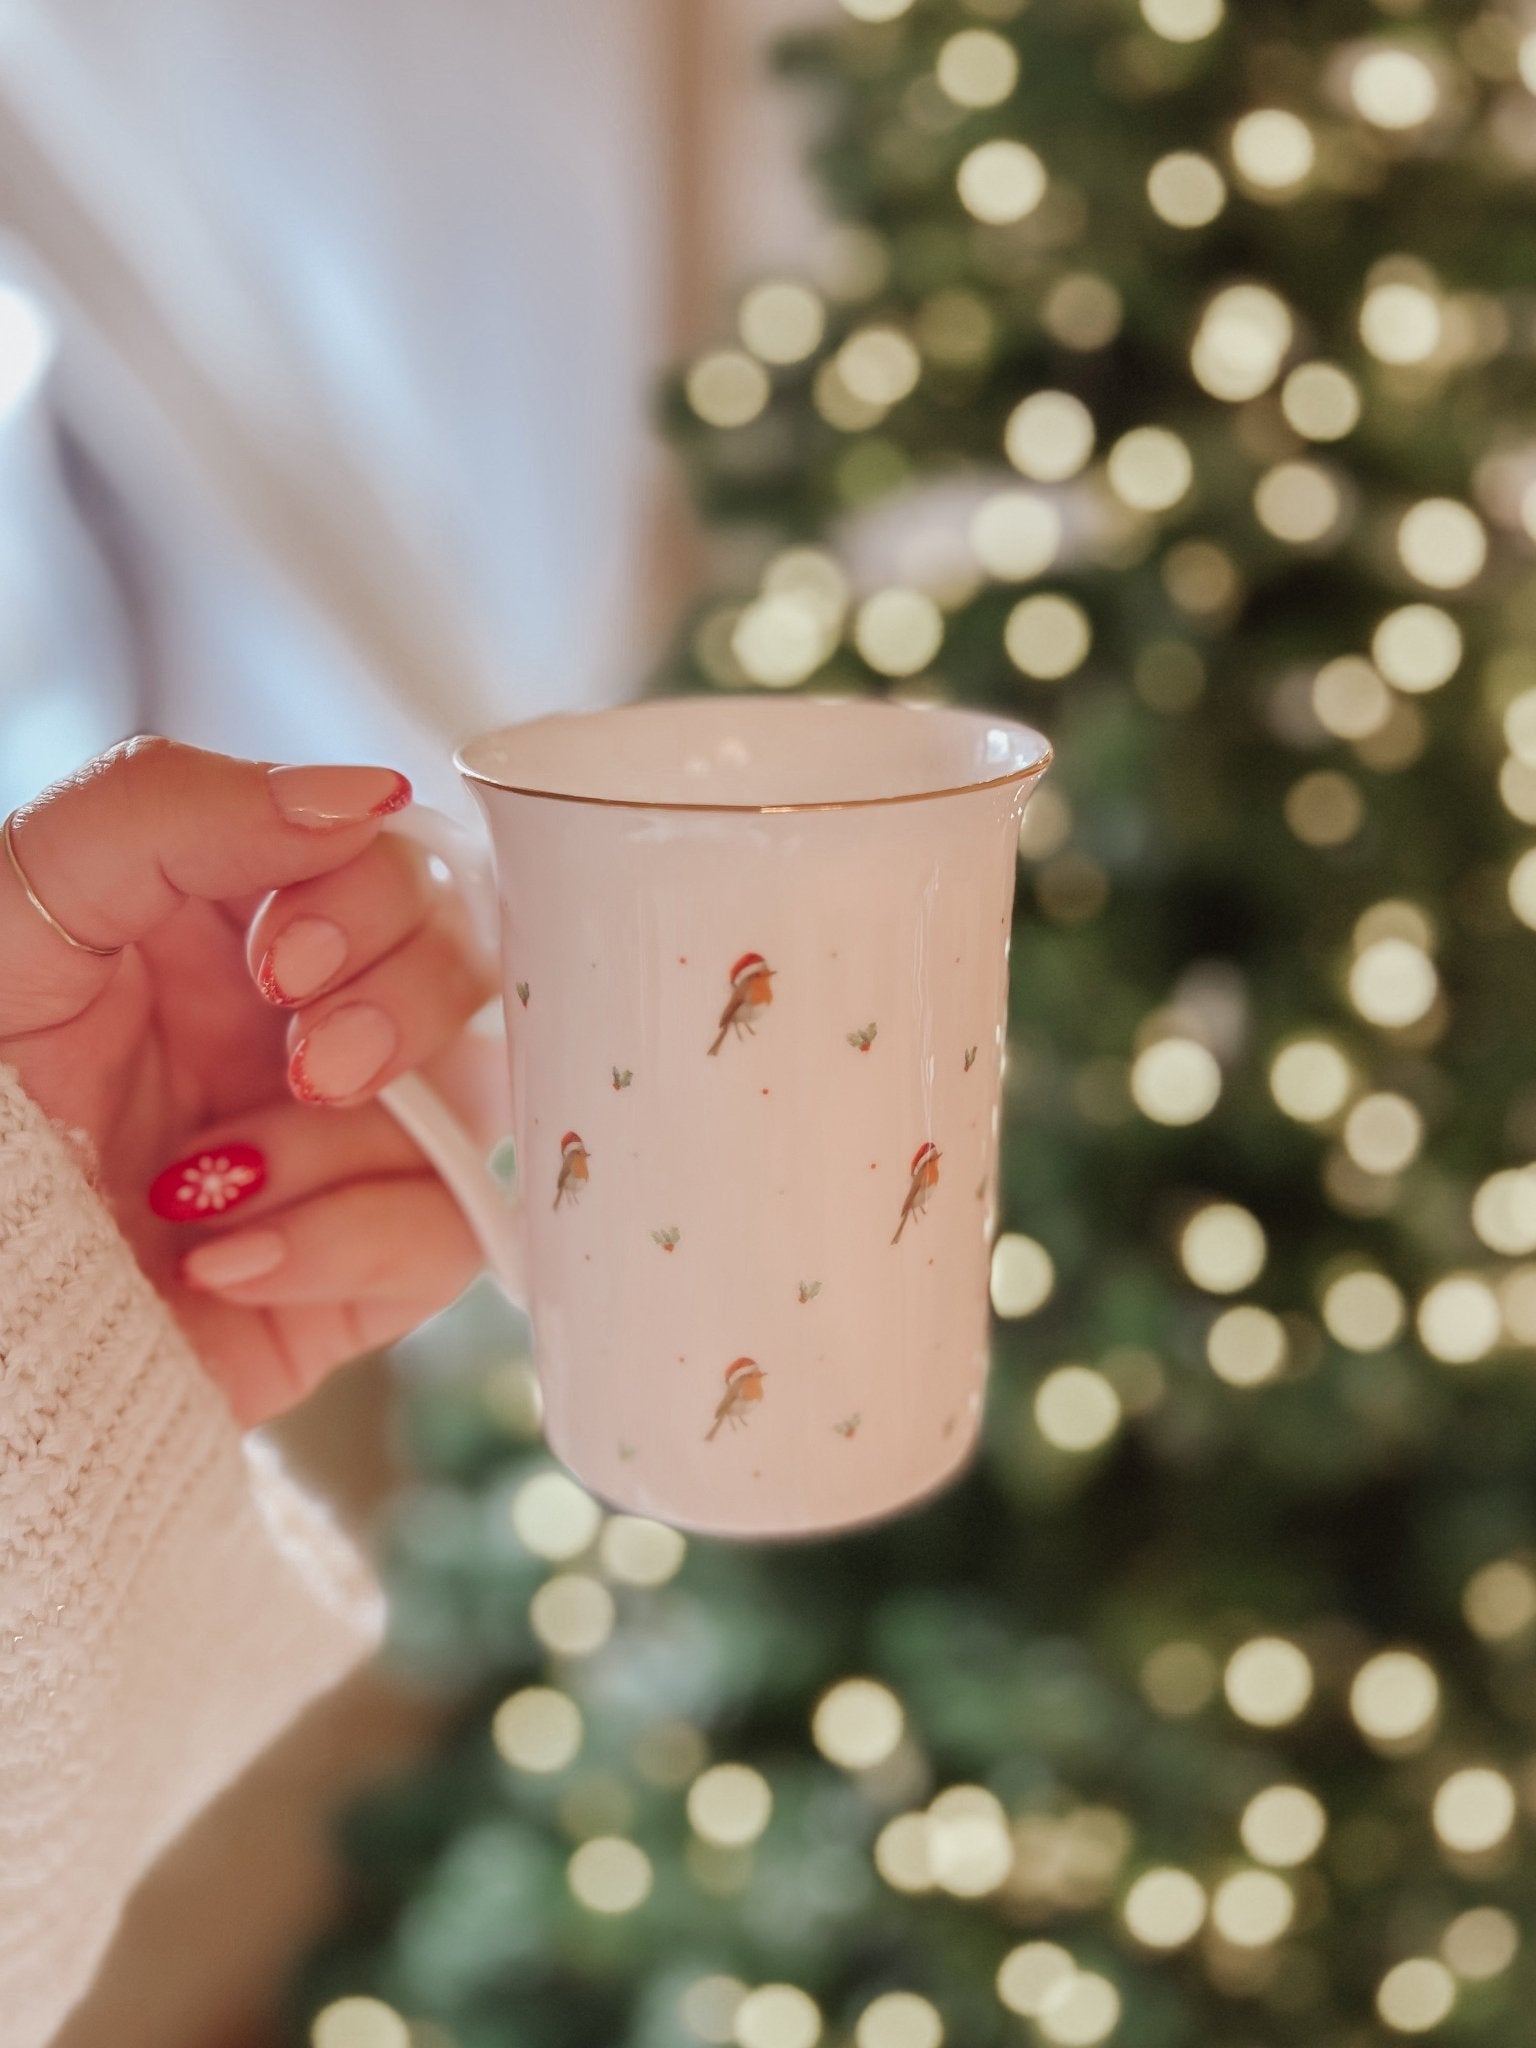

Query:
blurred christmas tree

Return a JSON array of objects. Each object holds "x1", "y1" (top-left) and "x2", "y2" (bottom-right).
[{"x1": 293, "y1": 2, "x2": 1536, "y2": 2043}]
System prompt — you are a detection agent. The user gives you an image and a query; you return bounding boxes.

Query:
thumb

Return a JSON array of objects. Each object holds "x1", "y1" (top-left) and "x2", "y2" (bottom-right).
[{"x1": 2, "y1": 737, "x2": 410, "y2": 1024}]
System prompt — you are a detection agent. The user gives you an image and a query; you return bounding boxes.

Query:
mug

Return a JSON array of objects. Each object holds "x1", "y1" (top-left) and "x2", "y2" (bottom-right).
[{"x1": 382, "y1": 696, "x2": 1051, "y2": 1541}]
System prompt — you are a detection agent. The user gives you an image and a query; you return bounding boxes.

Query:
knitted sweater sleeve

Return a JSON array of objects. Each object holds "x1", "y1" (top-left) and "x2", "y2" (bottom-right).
[{"x1": 0, "y1": 1066, "x2": 387, "y2": 2048}]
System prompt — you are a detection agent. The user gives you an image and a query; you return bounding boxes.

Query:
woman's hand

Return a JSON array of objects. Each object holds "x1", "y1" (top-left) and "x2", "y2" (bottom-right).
[{"x1": 1, "y1": 737, "x2": 505, "y2": 1426}]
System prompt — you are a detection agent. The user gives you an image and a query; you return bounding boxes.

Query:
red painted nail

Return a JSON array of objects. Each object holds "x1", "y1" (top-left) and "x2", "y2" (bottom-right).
[
  {"x1": 256, "y1": 950, "x2": 283, "y2": 1004},
  {"x1": 266, "y1": 764, "x2": 412, "y2": 828},
  {"x1": 148, "y1": 1142, "x2": 266, "y2": 1221}
]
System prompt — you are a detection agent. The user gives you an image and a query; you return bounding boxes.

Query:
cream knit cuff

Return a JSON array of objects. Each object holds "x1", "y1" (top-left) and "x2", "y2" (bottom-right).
[{"x1": 0, "y1": 1064, "x2": 386, "y2": 2048}]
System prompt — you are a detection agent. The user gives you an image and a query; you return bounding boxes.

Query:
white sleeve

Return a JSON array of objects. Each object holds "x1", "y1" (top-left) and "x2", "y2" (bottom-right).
[{"x1": 0, "y1": 1064, "x2": 386, "y2": 2048}]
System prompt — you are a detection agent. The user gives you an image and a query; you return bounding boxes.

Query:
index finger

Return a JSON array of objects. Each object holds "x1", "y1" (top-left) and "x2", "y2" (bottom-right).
[{"x1": 1, "y1": 736, "x2": 410, "y2": 1030}]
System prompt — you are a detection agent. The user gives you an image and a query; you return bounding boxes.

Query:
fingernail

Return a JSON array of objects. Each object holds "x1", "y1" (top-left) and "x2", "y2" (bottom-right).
[
  {"x1": 258, "y1": 916, "x2": 349, "y2": 1004},
  {"x1": 182, "y1": 1228, "x2": 286, "y2": 1289},
  {"x1": 289, "y1": 1002, "x2": 397, "y2": 1102},
  {"x1": 267, "y1": 764, "x2": 411, "y2": 829},
  {"x1": 148, "y1": 1142, "x2": 266, "y2": 1221}
]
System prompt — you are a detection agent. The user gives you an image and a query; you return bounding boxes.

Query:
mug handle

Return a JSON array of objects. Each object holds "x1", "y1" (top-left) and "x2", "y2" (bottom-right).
[{"x1": 374, "y1": 805, "x2": 528, "y2": 1307}]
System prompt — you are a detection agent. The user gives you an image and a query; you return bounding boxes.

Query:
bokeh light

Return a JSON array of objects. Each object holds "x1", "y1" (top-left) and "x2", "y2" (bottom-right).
[
  {"x1": 1034, "y1": 1365, "x2": 1122, "y2": 1451},
  {"x1": 568, "y1": 1835, "x2": 653, "y2": 1914},
  {"x1": 1313, "y1": 655, "x2": 1390, "y2": 738},
  {"x1": 1141, "y1": 1639, "x2": 1219, "y2": 1716},
  {"x1": 1147, "y1": 152, "x2": 1226, "y2": 228},
  {"x1": 1122, "y1": 1867, "x2": 1207, "y2": 1948},
  {"x1": 1286, "y1": 770, "x2": 1363, "y2": 847},
  {"x1": 1432, "y1": 1768, "x2": 1517, "y2": 1854},
  {"x1": 1035, "y1": 1972, "x2": 1121, "y2": 2047},
  {"x1": 1507, "y1": 689, "x2": 1536, "y2": 762},
  {"x1": 813, "y1": 1677, "x2": 906, "y2": 1769},
  {"x1": 311, "y1": 1999, "x2": 410, "y2": 2048},
  {"x1": 927, "y1": 1784, "x2": 1014, "y2": 1896},
  {"x1": 1005, "y1": 391, "x2": 1096, "y2": 481},
  {"x1": 1240, "y1": 1785, "x2": 1327, "y2": 1866},
  {"x1": 838, "y1": 0, "x2": 914, "y2": 20},
  {"x1": 511, "y1": 1471, "x2": 603, "y2": 1560},
  {"x1": 493, "y1": 1685, "x2": 583, "y2": 1772},
  {"x1": 1191, "y1": 284, "x2": 1293, "y2": 400},
  {"x1": 855, "y1": 589, "x2": 944, "y2": 675},
  {"x1": 687, "y1": 351, "x2": 771, "y2": 428},
  {"x1": 875, "y1": 1812, "x2": 933, "y2": 1893},
  {"x1": 838, "y1": 327, "x2": 921, "y2": 407},
  {"x1": 1282, "y1": 361, "x2": 1361, "y2": 440},
  {"x1": 1210, "y1": 1869, "x2": 1294, "y2": 1946},
  {"x1": 1343, "y1": 1091, "x2": 1423, "y2": 1174},
  {"x1": 855, "y1": 1993, "x2": 943, "y2": 2048},
  {"x1": 1442, "y1": 1907, "x2": 1521, "y2": 1981},
  {"x1": 733, "y1": 594, "x2": 831, "y2": 687},
  {"x1": 814, "y1": 359, "x2": 885, "y2": 432},
  {"x1": 1230, "y1": 110, "x2": 1315, "y2": 192},
  {"x1": 1417, "y1": 1275, "x2": 1501, "y2": 1364},
  {"x1": 683, "y1": 1977, "x2": 749, "y2": 2045},
  {"x1": 1179, "y1": 1202, "x2": 1267, "y2": 1292},
  {"x1": 1360, "y1": 281, "x2": 1442, "y2": 365},
  {"x1": 936, "y1": 28, "x2": 1018, "y2": 107},
  {"x1": 1396, "y1": 499, "x2": 1486, "y2": 590},
  {"x1": 1270, "y1": 1038, "x2": 1353, "y2": 1122},
  {"x1": 1372, "y1": 605, "x2": 1463, "y2": 692},
  {"x1": 1377, "y1": 1960, "x2": 1456, "y2": 2033},
  {"x1": 1508, "y1": 848, "x2": 1536, "y2": 929},
  {"x1": 1044, "y1": 275, "x2": 1123, "y2": 350},
  {"x1": 599, "y1": 1515, "x2": 687, "y2": 1586},
  {"x1": 1207, "y1": 1304, "x2": 1287, "y2": 1386},
  {"x1": 739, "y1": 281, "x2": 825, "y2": 365},
  {"x1": 1349, "y1": 939, "x2": 1438, "y2": 1028},
  {"x1": 957, "y1": 140, "x2": 1047, "y2": 224},
  {"x1": 1224, "y1": 1637, "x2": 1313, "y2": 1726},
  {"x1": 996, "y1": 1943, "x2": 1076, "y2": 2017},
  {"x1": 1130, "y1": 1036, "x2": 1221, "y2": 1125},
  {"x1": 1350, "y1": 1650, "x2": 1440, "y2": 1747},
  {"x1": 1351, "y1": 48, "x2": 1439, "y2": 130},
  {"x1": 734, "y1": 1985, "x2": 822, "y2": 2048},
  {"x1": 1498, "y1": 757, "x2": 1536, "y2": 820},
  {"x1": 969, "y1": 490, "x2": 1061, "y2": 579},
  {"x1": 1141, "y1": 0, "x2": 1223, "y2": 40},
  {"x1": 1472, "y1": 1169, "x2": 1536, "y2": 1255},
  {"x1": 991, "y1": 1232, "x2": 1056, "y2": 1316},
  {"x1": 1322, "y1": 1269, "x2": 1406, "y2": 1351},
  {"x1": 689, "y1": 1763, "x2": 774, "y2": 1847},
  {"x1": 1462, "y1": 1558, "x2": 1536, "y2": 1642},
  {"x1": 1005, "y1": 593, "x2": 1092, "y2": 679},
  {"x1": 1107, "y1": 427, "x2": 1193, "y2": 511},
  {"x1": 529, "y1": 1573, "x2": 616, "y2": 1656},
  {"x1": 1254, "y1": 462, "x2": 1341, "y2": 544}
]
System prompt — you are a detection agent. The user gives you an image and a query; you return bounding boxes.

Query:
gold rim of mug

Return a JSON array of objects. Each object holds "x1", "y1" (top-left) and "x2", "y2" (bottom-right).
[{"x1": 455, "y1": 708, "x2": 1053, "y2": 814}]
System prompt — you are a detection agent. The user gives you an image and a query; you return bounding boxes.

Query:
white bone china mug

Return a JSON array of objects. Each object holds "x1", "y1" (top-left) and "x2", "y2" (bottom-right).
[{"x1": 382, "y1": 696, "x2": 1051, "y2": 1542}]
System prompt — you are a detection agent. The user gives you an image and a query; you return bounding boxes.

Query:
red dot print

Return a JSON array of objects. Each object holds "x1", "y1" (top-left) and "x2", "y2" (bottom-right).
[
  {"x1": 870, "y1": 1162, "x2": 878, "y2": 1171},
  {"x1": 679, "y1": 956, "x2": 687, "y2": 964},
  {"x1": 762, "y1": 1088, "x2": 770, "y2": 1097}
]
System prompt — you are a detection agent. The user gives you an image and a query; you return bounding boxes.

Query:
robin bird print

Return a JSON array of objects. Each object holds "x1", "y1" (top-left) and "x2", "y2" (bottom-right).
[
  {"x1": 708, "y1": 951, "x2": 776, "y2": 1056},
  {"x1": 892, "y1": 1141, "x2": 941, "y2": 1245},
  {"x1": 553, "y1": 1131, "x2": 590, "y2": 1209},
  {"x1": 705, "y1": 1356, "x2": 767, "y2": 1440}
]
